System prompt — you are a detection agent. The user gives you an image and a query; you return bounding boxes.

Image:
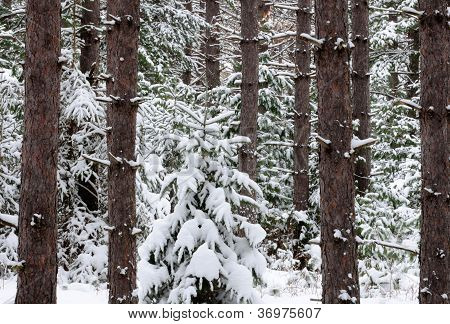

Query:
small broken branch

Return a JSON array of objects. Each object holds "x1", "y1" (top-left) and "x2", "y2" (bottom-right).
[
  {"x1": 299, "y1": 33, "x2": 324, "y2": 48},
  {"x1": 395, "y1": 98, "x2": 422, "y2": 110},
  {"x1": 82, "y1": 154, "x2": 110, "y2": 167},
  {"x1": 308, "y1": 238, "x2": 418, "y2": 255}
]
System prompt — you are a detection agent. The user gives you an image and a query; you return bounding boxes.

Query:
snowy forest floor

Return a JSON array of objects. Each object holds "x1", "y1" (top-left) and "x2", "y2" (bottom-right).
[{"x1": 0, "y1": 270, "x2": 418, "y2": 304}]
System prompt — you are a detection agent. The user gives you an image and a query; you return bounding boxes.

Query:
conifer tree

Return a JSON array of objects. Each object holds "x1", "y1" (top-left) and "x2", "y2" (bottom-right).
[
  {"x1": 106, "y1": 0, "x2": 140, "y2": 304},
  {"x1": 418, "y1": 0, "x2": 449, "y2": 304},
  {"x1": 15, "y1": 0, "x2": 61, "y2": 304},
  {"x1": 315, "y1": 0, "x2": 360, "y2": 304}
]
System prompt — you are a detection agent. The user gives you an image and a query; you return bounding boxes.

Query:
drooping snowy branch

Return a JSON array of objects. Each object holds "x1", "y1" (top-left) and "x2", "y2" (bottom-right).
[{"x1": 0, "y1": 213, "x2": 18, "y2": 228}]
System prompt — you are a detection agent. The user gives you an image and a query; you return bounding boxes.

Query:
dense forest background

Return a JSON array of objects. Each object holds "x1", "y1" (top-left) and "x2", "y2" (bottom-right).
[{"x1": 0, "y1": 0, "x2": 448, "y2": 304}]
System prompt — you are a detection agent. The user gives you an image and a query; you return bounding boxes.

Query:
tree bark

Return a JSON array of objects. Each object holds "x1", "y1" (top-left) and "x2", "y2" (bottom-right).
[
  {"x1": 106, "y1": 0, "x2": 140, "y2": 304},
  {"x1": 315, "y1": 0, "x2": 360, "y2": 304},
  {"x1": 351, "y1": 0, "x2": 371, "y2": 196},
  {"x1": 387, "y1": 13, "x2": 399, "y2": 97},
  {"x1": 80, "y1": 0, "x2": 100, "y2": 82},
  {"x1": 239, "y1": 0, "x2": 259, "y2": 222},
  {"x1": 182, "y1": 1, "x2": 193, "y2": 85},
  {"x1": 239, "y1": 3, "x2": 258, "y2": 171},
  {"x1": 291, "y1": 0, "x2": 311, "y2": 269},
  {"x1": 205, "y1": 0, "x2": 220, "y2": 89},
  {"x1": 293, "y1": 0, "x2": 311, "y2": 213},
  {"x1": 78, "y1": 0, "x2": 100, "y2": 212},
  {"x1": 418, "y1": 0, "x2": 449, "y2": 304},
  {"x1": 15, "y1": 0, "x2": 61, "y2": 304}
]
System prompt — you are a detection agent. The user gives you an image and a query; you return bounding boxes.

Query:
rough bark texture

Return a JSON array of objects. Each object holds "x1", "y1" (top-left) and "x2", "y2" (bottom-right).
[
  {"x1": 293, "y1": 0, "x2": 311, "y2": 213},
  {"x1": 78, "y1": 0, "x2": 101, "y2": 212},
  {"x1": 205, "y1": 0, "x2": 220, "y2": 89},
  {"x1": 15, "y1": 0, "x2": 61, "y2": 304},
  {"x1": 418, "y1": 0, "x2": 449, "y2": 304},
  {"x1": 182, "y1": 1, "x2": 192, "y2": 85},
  {"x1": 387, "y1": 14, "x2": 399, "y2": 97},
  {"x1": 80, "y1": 0, "x2": 100, "y2": 81},
  {"x1": 315, "y1": 0, "x2": 360, "y2": 304},
  {"x1": 239, "y1": 0, "x2": 259, "y2": 222},
  {"x1": 351, "y1": 0, "x2": 371, "y2": 195},
  {"x1": 291, "y1": 0, "x2": 311, "y2": 268},
  {"x1": 106, "y1": 0, "x2": 140, "y2": 304}
]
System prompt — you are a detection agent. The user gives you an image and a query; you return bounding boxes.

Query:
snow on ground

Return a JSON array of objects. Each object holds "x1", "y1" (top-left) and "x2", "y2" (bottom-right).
[{"x1": 0, "y1": 270, "x2": 417, "y2": 304}]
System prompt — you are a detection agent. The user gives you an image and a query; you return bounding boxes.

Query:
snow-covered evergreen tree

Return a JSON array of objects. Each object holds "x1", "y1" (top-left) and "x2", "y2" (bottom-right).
[{"x1": 138, "y1": 94, "x2": 267, "y2": 303}]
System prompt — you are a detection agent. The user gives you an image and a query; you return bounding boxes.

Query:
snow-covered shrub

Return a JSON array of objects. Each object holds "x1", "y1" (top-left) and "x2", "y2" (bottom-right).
[
  {"x1": 0, "y1": 70, "x2": 23, "y2": 276},
  {"x1": 58, "y1": 67, "x2": 108, "y2": 285}
]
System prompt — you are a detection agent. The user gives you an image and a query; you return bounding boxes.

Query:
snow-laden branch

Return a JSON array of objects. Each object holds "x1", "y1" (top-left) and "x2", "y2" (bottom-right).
[
  {"x1": 395, "y1": 98, "x2": 422, "y2": 110},
  {"x1": 273, "y1": 3, "x2": 299, "y2": 11},
  {"x1": 82, "y1": 154, "x2": 110, "y2": 167},
  {"x1": 362, "y1": 239, "x2": 418, "y2": 255},
  {"x1": 351, "y1": 137, "x2": 378, "y2": 150},
  {"x1": 0, "y1": 213, "x2": 18, "y2": 228},
  {"x1": 299, "y1": 33, "x2": 324, "y2": 47},
  {"x1": 401, "y1": 7, "x2": 424, "y2": 17},
  {"x1": 308, "y1": 237, "x2": 418, "y2": 254},
  {"x1": 260, "y1": 141, "x2": 294, "y2": 147},
  {"x1": 270, "y1": 31, "x2": 297, "y2": 40}
]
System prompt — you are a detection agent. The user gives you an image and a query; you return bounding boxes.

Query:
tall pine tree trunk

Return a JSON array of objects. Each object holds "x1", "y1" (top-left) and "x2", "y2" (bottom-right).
[
  {"x1": 351, "y1": 0, "x2": 371, "y2": 195},
  {"x1": 80, "y1": 0, "x2": 100, "y2": 82},
  {"x1": 316, "y1": 0, "x2": 360, "y2": 304},
  {"x1": 182, "y1": 1, "x2": 193, "y2": 85},
  {"x1": 15, "y1": 0, "x2": 61, "y2": 304},
  {"x1": 106, "y1": 0, "x2": 140, "y2": 304},
  {"x1": 205, "y1": 0, "x2": 220, "y2": 89},
  {"x1": 292, "y1": 0, "x2": 311, "y2": 268},
  {"x1": 239, "y1": 0, "x2": 259, "y2": 222},
  {"x1": 293, "y1": 0, "x2": 311, "y2": 213},
  {"x1": 77, "y1": 0, "x2": 101, "y2": 213},
  {"x1": 418, "y1": 0, "x2": 449, "y2": 304}
]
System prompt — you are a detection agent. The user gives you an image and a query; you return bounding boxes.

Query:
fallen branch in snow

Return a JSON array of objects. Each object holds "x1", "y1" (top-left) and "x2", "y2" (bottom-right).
[
  {"x1": 308, "y1": 238, "x2": 418, "y2": 255},
  {"x1": 0, "y1": 213, "x2": 18, "y2": 228},
  {"x1": 82, "y1": 154, "x2": 110, "y2": 167},
  {"x1": 395, "y1": 98, "x2": 422, "y2": 110}
]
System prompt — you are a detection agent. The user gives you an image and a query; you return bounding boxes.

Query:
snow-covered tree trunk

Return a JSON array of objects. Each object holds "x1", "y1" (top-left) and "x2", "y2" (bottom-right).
[
  {"x1": 418, "y1": 0, "x2": 449, "y2": 304},
  {"x1": 106, "y1": 0, "x2": 140, "y2": 304},
  {"x1": 239, "y1": 0, "x2": 259, "y2": 222},
  {"x1": 15, "y1": 0, "x2": 61, "y2": 304},
  {"x1": 80, "y1": 0, "x2": 100, "y2": 82},
  {"x1": 293, "y1": 0, "x2": 311, "y2": 213},
  {"x1": 351, "y1": 0, "x2": 371, "y2": 196},
  {"x1": 315, "y1": 0, "x2": 360, "y2": 304},
  {"x1": 205, "y1": 0, "x2": 220, "y2": 89}
]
